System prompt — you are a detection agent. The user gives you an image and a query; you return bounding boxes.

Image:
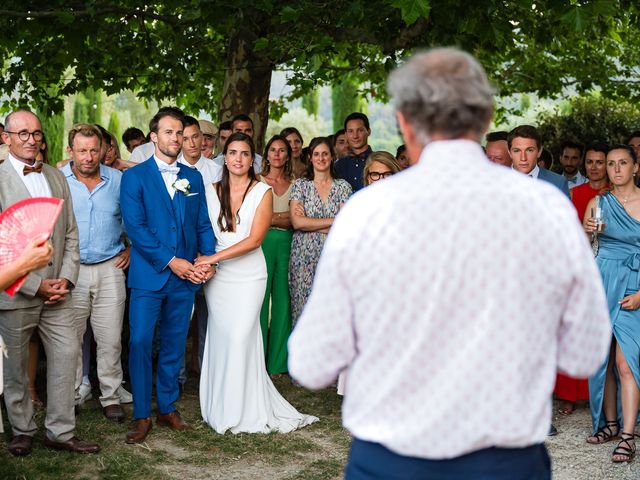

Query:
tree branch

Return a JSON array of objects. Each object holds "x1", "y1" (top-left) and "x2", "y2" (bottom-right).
[{"x1": 0, "y1": 7, "x2": 180, "y2": 25}]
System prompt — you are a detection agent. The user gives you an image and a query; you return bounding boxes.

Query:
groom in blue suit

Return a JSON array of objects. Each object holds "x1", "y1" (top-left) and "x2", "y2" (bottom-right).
[{"x1": 120, "y1": 107, "x2": 216, "y2": 443}]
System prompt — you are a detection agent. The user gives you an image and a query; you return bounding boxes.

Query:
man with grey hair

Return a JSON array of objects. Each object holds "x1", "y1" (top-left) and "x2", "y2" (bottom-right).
[{"x1": 288, "y1": 48, "x2": 611, "y2": 479}]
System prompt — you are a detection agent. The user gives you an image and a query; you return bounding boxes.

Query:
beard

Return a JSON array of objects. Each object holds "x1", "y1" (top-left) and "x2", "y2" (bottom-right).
[{"x1": 158, "y1": 143, "x2": 180, "y2": 159}]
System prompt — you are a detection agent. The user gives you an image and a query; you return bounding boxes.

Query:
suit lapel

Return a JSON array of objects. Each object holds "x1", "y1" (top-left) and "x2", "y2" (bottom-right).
[
  {"x1": 41, "y1": 165, "x2": 60, "y2": 198},
  {"x1": 175, "y1": 166, "x2": 187, "y2": 226},
  {"x1": 0, "y1": 158, "x2": 31, "y2": 204},
  {"x1": 147, "y1": 160, "x2": 175, "y2": 218}
]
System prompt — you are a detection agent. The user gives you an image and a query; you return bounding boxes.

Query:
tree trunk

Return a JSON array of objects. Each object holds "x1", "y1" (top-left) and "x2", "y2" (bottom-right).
[{"x1": 218, "y1": 30, "x2": 272, "y2": 153}]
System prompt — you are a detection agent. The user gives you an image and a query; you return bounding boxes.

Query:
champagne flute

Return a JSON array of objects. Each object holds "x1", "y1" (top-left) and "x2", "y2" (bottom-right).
[{"x1": 591, "y1": 197, "x2": 606, "y2": 233}]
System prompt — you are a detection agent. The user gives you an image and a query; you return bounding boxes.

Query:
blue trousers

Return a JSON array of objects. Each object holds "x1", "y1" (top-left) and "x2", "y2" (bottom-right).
[
  {"x1": 345, "y1": 438, "x2": 550, "y2": 480},
  {"x1": 129, "y1": 275, "x2": 195, "y2": 419}
]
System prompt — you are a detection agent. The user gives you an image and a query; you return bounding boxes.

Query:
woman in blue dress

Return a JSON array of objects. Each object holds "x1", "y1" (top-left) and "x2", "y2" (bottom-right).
[{"x1": 584, "y1": 144, "x2": 640, "y2": 463}]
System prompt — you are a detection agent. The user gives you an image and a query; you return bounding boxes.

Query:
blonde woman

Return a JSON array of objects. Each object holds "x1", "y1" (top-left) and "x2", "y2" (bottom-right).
[{"x1": 363, "y1": 151, "x2": 401, "y2": 186}]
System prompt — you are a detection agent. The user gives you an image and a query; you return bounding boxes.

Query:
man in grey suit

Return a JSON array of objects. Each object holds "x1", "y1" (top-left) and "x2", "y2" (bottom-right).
[
  {"x1": 0, "y1": 110, "x2": 100, "y2": 456},
  {"x1": 508, "y1": 125, "x2": 570, "y2": 199}
]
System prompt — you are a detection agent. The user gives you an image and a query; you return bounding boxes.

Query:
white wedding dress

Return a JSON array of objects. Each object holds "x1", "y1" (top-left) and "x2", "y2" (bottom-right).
[{"x1": 200, "y1": 181, "x2": 318, "y2": 434}]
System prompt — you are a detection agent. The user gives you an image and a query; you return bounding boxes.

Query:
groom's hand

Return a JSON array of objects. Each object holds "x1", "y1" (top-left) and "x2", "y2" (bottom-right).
[
  {"x1": 168, "y1": 258, "x2": 196, "y2": 280},
  {"x1": 194, "y1": 263, "x2": 214, "y2": 283}
]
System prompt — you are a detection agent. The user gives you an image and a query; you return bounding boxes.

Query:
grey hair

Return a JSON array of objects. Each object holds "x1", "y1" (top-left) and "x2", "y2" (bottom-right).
[{"x1": 388, "y1": 48, "x2": 495, "y2": 144}]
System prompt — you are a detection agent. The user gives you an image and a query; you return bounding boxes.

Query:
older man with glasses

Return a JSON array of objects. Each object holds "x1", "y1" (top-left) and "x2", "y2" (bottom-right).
[{"x1": 0, "y1": 110, "x2": 100, "y2": 456}]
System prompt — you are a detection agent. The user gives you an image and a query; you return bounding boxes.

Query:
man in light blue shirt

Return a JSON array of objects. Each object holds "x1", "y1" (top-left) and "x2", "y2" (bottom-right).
[{"x1": 61, "y1": 124, "x2": 130, "y2": 423}]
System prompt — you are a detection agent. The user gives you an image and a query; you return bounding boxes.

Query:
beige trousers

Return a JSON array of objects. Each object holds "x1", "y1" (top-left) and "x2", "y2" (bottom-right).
[
  {"x1": 0, "y1": 298, "x2": 78, "y2": 442},
  {"x1": 73, "y1": 257, "x2": 126, "y2": 407}
]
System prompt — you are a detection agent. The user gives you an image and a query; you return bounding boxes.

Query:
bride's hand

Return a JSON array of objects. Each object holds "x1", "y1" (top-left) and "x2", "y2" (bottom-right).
[{"x1": 194, "y1": 255, "x2": 215, "y2": 267}]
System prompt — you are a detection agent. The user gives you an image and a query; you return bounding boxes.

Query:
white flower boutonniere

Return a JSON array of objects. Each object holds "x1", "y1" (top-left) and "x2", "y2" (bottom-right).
[{"x1": 172, "y1": 178, "x2": 191, "y2": 196}]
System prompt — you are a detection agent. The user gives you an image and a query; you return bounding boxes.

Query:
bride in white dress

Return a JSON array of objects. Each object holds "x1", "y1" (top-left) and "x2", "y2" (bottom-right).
[{"x1": 196, "y1": 133, "x2": 318, "y2": 434}]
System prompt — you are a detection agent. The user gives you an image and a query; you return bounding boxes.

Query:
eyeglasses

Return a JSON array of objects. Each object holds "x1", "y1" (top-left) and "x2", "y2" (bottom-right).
[
  {"x1": 367, "y1": 171, "x2": 394, "y2": 181},
  {"x1": 5, "y1": 130, "x2": 44, "y2": 142}
]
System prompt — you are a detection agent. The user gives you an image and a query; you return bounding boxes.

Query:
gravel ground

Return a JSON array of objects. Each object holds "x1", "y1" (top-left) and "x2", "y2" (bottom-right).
[{"x1": 547, "y1": 400, "x2": 638, "y2": 479}]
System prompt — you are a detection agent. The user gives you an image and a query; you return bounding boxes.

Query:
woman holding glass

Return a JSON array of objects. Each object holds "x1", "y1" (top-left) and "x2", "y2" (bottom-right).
[
  {"x1": 259, "y1": 135, "x2": 294, "y2": 377},
  {"x1": 289, "y1": 137, "x2": 352, "y2": 325},
  {"x1": 584, "y1": 144, "x2": 640, "y2": 463},
  {"x1": 555, "y1": 142, "x2": 610, "y2": 415}
]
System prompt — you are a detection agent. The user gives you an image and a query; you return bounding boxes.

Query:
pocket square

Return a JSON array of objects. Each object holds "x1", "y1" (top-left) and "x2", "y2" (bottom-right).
[{"x1": 187, "y1": 192, "x2": 199, "y2": 197}]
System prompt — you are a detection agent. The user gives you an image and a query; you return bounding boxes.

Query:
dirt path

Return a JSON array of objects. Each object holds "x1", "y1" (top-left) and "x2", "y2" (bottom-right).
[{"x1": 547, "y1": 401, "x2": 638, "y2": 480}]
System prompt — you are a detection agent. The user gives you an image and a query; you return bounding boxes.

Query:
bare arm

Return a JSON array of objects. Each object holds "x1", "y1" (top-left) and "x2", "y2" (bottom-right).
[
  {"x1": 290, "y1": 200, "x2": 334, "y2": 231},
  {"x1": 0, "y1": 236, "x2": 52, "y2": 292},
  {"x1": 196, "y1": 190, "x2": 273, "y2": 266}
]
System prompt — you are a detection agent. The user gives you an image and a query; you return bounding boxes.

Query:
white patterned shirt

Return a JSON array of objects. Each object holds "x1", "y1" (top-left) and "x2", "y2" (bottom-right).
[{"x1": 288, "y1": 139, "x2": 612, "y2": 459}]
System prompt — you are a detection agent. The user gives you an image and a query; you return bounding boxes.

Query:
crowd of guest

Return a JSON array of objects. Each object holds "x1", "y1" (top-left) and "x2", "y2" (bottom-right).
[{"x1": 0, "y1": 99, "x2": 639, "y2": 466}]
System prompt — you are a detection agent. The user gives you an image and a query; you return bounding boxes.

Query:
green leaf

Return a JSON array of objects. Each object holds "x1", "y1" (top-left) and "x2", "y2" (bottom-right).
[
  {"x1": 254, "y1": 37, "x2": 269, "y2": 51},
  {"x1": 561, "y1": 7, "x2": 587, "y2": 32},
  {"x1": 280, "y1": 5, "x2": 300, "y2": 23},
  {"x1": 392, "y1": 0, "x2": 430, "y2": 25}
]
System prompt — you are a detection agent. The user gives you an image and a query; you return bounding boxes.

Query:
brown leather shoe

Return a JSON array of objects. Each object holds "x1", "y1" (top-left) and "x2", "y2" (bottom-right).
[
  {"x1": 125, "y1": 417, "x2": 152, "y2": 444},
  {"x1": 103, "y1": 403, "x2": 125, "y2": 423},
  {"x1": 157, "y1": 410, "x2": 191, "y2": 431},
  {"x1": 43, "y1": 436, "x2": 100, "y2": 454},
  {"x1": 8, "y1": 435, "x2": 33, "y2": 456}
]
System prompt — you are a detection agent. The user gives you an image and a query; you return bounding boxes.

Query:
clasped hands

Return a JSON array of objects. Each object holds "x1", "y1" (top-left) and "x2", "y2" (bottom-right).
[
  {"x1": 37, "y1": 278, "x2": 70, "y2": 305},
  {"x1": 169, "y1": 257, "x2": 215, "y2": 284}
]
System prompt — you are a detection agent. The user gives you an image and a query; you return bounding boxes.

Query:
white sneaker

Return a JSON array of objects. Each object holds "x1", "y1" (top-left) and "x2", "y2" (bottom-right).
[
  {"x1": 75, "y1": 383, "x2": 93, "y2": 406},
  {"x1": 117, "y1": 385, "x2": 133, "y2": 404}
]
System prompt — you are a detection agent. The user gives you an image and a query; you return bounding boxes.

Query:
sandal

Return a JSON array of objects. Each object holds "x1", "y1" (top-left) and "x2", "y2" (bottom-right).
[
  {"x1": 612, "y1": 432, "x2": 637, "y2": 463},
  {"x1": 558, "y1": 400, "x2": 575, "y2": 415},
  {"x1": 586, "y1": 420, "x2": 619, "y2": 444}
]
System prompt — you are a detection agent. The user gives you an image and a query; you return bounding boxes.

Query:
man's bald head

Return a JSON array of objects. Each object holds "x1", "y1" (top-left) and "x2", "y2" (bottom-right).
[{"x1": 1, "y1": 110, "x2": 43, "y2": 164}]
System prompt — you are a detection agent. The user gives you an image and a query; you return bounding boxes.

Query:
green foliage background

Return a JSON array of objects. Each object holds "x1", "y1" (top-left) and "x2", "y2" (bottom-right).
[{"x1": 536, "y1": 95, "x2": 640, "y2": 160}]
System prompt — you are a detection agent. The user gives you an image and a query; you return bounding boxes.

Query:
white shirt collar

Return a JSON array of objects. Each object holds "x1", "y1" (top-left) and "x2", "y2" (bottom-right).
[
  {"x1": 178, "y1": 153, "x2": 206, "y2": 170},
  {"x1": 153, "y1": 155, "x2": 179, "y2": 170},
  {"x1": 8, "y1": 153, "x2": 40, "y2": 176}
]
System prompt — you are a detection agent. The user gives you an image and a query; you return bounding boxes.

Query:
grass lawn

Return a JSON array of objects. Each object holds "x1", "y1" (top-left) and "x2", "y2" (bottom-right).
[{"x1": 0, "y1": 377, "x2": 350, "y2": 480}]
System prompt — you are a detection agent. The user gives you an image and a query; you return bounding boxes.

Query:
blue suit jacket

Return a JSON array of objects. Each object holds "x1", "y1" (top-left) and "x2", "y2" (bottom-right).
[
  {"x1": 120, "y1": 157, "x2": 216, "y2": 292},
  {"x1": 538, "y1": 168, "x2": 570, "y2": 199}
]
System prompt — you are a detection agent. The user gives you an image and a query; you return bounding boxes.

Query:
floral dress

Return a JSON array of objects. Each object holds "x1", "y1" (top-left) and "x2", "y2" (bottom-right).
[{"x1": 289, "y1": 178, "x2": 352, "y2": 325}]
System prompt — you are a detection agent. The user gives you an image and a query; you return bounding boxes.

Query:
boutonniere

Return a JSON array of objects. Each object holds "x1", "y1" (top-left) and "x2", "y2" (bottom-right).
[{"x1": 172, "y1": 178, "x2": 191, "y2": 195}]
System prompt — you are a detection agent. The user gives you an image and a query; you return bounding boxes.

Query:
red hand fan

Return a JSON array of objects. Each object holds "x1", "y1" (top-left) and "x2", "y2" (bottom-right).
[{"x1": 0, "y1": 197, "x2": 64, "y2": 296}]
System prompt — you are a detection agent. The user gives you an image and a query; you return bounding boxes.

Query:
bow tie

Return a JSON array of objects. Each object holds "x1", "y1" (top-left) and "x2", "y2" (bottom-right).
[
  {"x1": 158, "y1": 163, "x2": 180, "y2": 175},
  {"x1": 23, "y1": 163, "x2": 43, "y2": 175}
]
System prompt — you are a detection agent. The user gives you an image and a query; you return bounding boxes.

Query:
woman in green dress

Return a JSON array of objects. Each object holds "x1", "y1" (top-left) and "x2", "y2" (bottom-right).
[{"x1": 259, "y1": 135, "x2": 294, "y2": 376}]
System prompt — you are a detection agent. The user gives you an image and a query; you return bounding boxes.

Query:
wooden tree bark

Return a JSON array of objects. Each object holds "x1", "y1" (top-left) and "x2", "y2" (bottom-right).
[{"x1": 218, "y1": 30, "x2": 273, "y2": 153}]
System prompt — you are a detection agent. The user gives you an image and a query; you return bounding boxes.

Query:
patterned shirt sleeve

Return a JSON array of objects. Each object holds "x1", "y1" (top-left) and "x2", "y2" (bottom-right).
[{"x1": 290, "y1": 178, "x2": 304, "y2": 203}]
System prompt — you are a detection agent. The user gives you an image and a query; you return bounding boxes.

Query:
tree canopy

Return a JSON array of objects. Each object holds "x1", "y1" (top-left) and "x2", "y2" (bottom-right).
[{"x1": 1, "y1": 0, "x2": 639, "y2": 146}]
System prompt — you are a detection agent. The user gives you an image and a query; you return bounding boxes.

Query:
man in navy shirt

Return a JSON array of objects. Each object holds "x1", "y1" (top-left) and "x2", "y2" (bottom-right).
[{"x1": 335, "y1": 112, "x2": 373, "y2": 192}]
